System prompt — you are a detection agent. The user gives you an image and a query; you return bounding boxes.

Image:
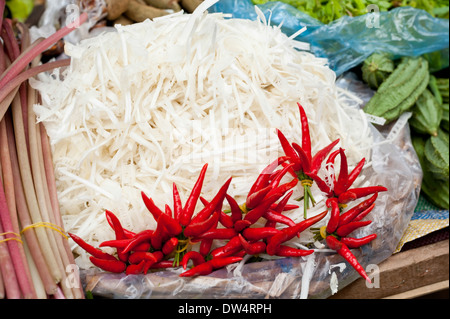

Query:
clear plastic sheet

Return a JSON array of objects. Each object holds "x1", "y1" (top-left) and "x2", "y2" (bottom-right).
[
  {"x1": 208, "y1": 0, "x2": 450, "y2": 75},
  {"x1": 80, "y1": 75, "x2": 422, "y2": 299}
]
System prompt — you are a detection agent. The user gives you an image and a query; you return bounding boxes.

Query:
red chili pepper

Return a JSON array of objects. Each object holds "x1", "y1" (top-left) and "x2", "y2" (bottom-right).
[
  {"x1": 69, "y1": 233, "x2": 118, "y2": 261},
  {"x1": 307, "y1": 172, "x2": 333, "y2": 197},
  {"x1": 263, "y1": 209, "x2": 296, "y2": 227},
  {"x1": 190, "y1": 177, "x2": 232, "y2": 224},
  {"x1": 226, "y1": 194, "x2": 243, "y2": 224},
  {"x1": 276, "y1": 129, "x2": 302, "y2": 172},
  {"x1": 172, "y1": 183, "x2": 183, "y2": 222},
  {"x1": 162, "y1": 237, "x2": 179, "y2": 255},
  {"x1": 326, "y1": 149, "x2": 341, "y2": 165},
  {"x1": 89, "y1": 256, "x2": 127, "y2": 273},
  {"x1": 208, "y1": 256, "x2": 243, "y2": 269},
  {"x1": 297, "y1": 102, "x2": 311, "y2": 159},
  {"x1": 248, "y1": 156, "x2": 289, "y2": 195},
  {"x1": 242, "y1": 227, "x2": 281, "y2": 241},
  {"x1": 195, "y1": 228, "x2": 237, "y2": 240},
  {"x1": 265, "y1": 191, "x2": 295, "y2": 228},
  {"x1": 243, "y1": 191, "x2": 284, "y2": 225},
  {"x1": 199, "y1": 238, "x2": 213, "y2": 256},
  {"x1": 334, "y1": 148, "x2": 349, "y2": 195},
  {"x1": 122, "y1": 230, "x2": 154, "y2": 254},
  {"x1": 200, "y1": 197, "x2": 234, "y2": 229},
  {"x1": 337, "y1": 191, "x2": 357, "y2": 204},
  {"x1": 326, "y1": 236, "x2": 371, "y2": 283},
  {"x1": 338, "y1": 186, "x2": 387, "y2": 204},
  {"x1": 105, "y1": 216, "x2": 136, "y2": 239},
  {"x1": 346, "y1": 158, "x2": 366, "y2": 191},
  {"x1": 104, "y1": 210, "x2": 129, "y2": 261},
  {"x1": 210, "y1": 235, "x2": 242, "y2": 258},
  {"x1": 184, "y1": 211, "x2": 219, "y2": 238},
  {"x1": 238, "y1": 234, "x2": 266, "y2": 255},
  {"x1": 219, "y1": 211, "x2": 234, "y2": 229},
  {"x1": 151, "y1": 215, "x2": 167, "y2": 250},
  {"x1": 326, "y1": 198, "x2": 341, "y2": 234},
  {"x1": 150, "y1": 261, "x2": 175, "y2": 269},
  {"x1": 352, "y1": 204, "x2": 376, "y2": 223},
  {"x1": 181, "y1": 251, "x2": 206, "y2": 269},
  {"x1": 309, "y1": 139, "x2": 341, "y2": 176},
  {"x1": 264, "y1": 177, "x2": 298, "y2": 201},
  {"x1": 141, "y1": 191, "x2": 165, "y2": 221},
  {"x1": 234, "y1": 219, "x2": 252, "y2": 232},
  {"x1": 159, "y1": 212, "x2": 182, "y2": 237},
  {"x1": 338, "y1": 193, "x2": 378, "y2": 227},
  {"x1": 180, "y1": 163, "x2": 208, "y2": 226},
  {"x1": 268, "y1": 163, "x2": 296, "y2": 189},
  {"x1": 179, "y1": 261, "x2": 213, "y2": 277},
  {"x1": 266, "y1": 210, "x2": 327, "y2": 255},
  {"x1": 199, "y1": 210, "x2": 220, "y2": 256},
  {"x1": 143, "y1": 251, "x2": 164, "y2": 274},
  {"x1": 105, "y1": 210, "x2": 126, "y2": 240},
  {"x1": 246, "y1": 185, "x2": 272, "y2": 210},
  {"x1": 275, "y1": 245, "x2": 314, "y2": 257},
  {"x1": 336, "y1": 220, "x2": 372, "y2": 237},
  {"x1": 274, "y1": 190, "x2": 294, "y2": 212},
  {"x1": 132, "y1": 242, "x2": 152, "y2": 252},
  {"x1": 165, "y1": 204, "x2": 173, "y2": 219},
  {"x1": 99, "y1": 238, "x2": 132, "y2": 249},
  {"x1": 128, "y1": 251, "x2": 158, "y2": 264},
  {"x1": 340, "y1": 234, "x2": 377, "y2": 249},
  {"x1": 126, "y1": 260, "x2": 145, "y2": 275}
]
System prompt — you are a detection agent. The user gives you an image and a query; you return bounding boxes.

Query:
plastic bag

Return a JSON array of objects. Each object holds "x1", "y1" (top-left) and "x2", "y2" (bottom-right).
[
  {"x1": 208, "y1": 0, "x2": 449, "y2": 75},
  {"x1": 80, "y1": 75, "x2": 422, "y2": 299}
]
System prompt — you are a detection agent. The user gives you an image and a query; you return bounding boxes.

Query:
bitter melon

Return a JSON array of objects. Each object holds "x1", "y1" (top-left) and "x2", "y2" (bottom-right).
[
  {"x1": 421, "y1": 173, "x2": 449, "y2": 210},
  {"x1": 441, "y1": 103, "x2": 449, "y2": 132},
  {"x1": 424, "y1": 129, "x2": 449, "y2": 181},
  {"x1": 412, "y1": 134, "x2": 449, "y2": 210},
  {"x1": 428, "y1": 75, "x2": 443, "y2": 105},
  {"x1": 409, "y1": 89, "x2": 443, "y2": 136},
  {"x1": 362, "y1": 53, "x2": 394, "y2": 90},
  {"x1": 364, "y1": 57, "x2": 429, "y2": 123},
  {"x1": 436, "y1": 78, "x2": 449, "y2": 104}
]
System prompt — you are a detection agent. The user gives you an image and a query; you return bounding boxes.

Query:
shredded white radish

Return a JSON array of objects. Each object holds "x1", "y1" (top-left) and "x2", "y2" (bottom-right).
[{"x1": 31, "y1": 8, "x2": 373, "y2": 268}]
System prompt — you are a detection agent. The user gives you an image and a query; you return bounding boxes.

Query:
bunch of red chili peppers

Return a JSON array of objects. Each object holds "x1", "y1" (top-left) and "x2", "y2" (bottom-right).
[{"x1": 69, "y1": 102, "x2": 387, "y2": 283}]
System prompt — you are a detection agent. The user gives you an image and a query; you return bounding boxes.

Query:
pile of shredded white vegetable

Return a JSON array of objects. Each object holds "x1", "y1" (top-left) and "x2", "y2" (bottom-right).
[{"x1": 31, "y1": 7, "x2": 373, "y2": 268}]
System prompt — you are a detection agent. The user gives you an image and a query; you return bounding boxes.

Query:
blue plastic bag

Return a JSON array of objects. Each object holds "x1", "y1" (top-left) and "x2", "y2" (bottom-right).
[{"x1": 209, "y1": 0, "x2": 449, "y2": 75}]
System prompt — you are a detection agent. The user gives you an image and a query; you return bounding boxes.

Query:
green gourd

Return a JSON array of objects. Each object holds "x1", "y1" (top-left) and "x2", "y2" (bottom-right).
[
  {"x1": 424, "y1": 129, "x2": 449, "y2": 181},
  {"x1": 409, "y1": 89, "x2": 443, "y2": 136},
  {"x1": 441, "y1": 103, "x2": 449, "y2": 132},
  {"x1": 436, "y1": 78, "x2": 449, "y2": 104},
  {"x1": 361, "y1": 53, "x2": 394, "y2": 90},
  {"x1": 364, "y1": 57, "x2": 429, "y2": 123}
]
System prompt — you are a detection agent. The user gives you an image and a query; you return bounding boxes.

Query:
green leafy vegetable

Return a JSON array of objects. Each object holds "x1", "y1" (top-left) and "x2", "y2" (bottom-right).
[{"x1": 251, "y1": 0, "x2": 449, "y2": 23}]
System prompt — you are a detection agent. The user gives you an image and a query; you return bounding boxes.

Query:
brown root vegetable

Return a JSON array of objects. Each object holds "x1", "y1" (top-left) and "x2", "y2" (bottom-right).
[
  {"x1": 114, "y1": 15, "x2": 134, "y2": 26},
  {"x1": 125, "y1": 0, "x2": 170, "y2": 22},
  {"x1": 143, "y1": 0, "x2": 182, "y2": 11},
  {"x1": 106, "y1": 0, "x2": 131, "y2": 21},
  {"x1": 180, "y1": 0, "x2": 203, "y2": 13}
]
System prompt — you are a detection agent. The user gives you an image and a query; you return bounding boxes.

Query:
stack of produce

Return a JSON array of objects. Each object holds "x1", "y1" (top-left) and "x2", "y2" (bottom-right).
[
  {"x1": 29, "y1": 3, "x2": 392, "y2": 298},
  {"x1": 362, "y1": 52, "x2": 449, "y2": 210},
  {"x1": 0, "y1": 2, "x2": 88, "y2": 299}
]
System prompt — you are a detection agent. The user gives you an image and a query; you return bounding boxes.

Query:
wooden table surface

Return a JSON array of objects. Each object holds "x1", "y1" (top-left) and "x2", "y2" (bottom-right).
[{"x1": 330, "y1": 238, "x2": 449, "y2": 299}]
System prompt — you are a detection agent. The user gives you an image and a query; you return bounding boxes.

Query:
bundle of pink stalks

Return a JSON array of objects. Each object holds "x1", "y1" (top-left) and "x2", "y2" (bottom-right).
[{"x1": 0, "y1": 2, "x2": 88, "y2": 299}]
